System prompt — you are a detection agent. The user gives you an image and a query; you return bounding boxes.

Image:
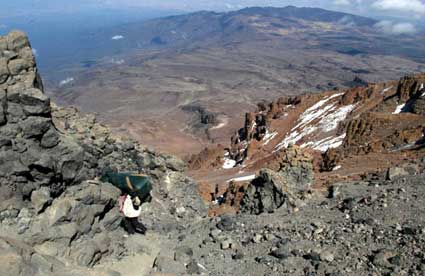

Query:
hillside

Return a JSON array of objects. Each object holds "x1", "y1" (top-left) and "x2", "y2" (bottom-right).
[
  {"x1": 189, "y1": 73, "x2": 425, "y2": 196},
  {"x1": 49, "y1": 6, "x2": 425, "y2": 157},
  {"x1": 2, "y1": 30, "x2": 425, "y2": 276}
]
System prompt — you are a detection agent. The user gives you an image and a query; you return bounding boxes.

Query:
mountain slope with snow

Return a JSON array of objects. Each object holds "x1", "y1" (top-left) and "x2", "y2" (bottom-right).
[{"x1": 190, "y1": 73, "x2": 425, "y2": 186}]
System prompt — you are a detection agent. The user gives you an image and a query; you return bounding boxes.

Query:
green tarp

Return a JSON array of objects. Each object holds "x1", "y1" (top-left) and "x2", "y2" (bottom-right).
[{"x1": 100, "y1": 172, "x2": 152, "y2": 202}]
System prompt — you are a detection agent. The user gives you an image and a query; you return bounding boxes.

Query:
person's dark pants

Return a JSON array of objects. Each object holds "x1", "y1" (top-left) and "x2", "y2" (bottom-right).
[{"x1": 122, "y1": 217, "x2": 146, "y2": 235}]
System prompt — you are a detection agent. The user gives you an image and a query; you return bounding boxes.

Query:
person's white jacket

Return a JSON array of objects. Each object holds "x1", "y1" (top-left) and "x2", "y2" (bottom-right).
[{"x1": 121, "y1": 195, "x2": 141, "y2": 218}]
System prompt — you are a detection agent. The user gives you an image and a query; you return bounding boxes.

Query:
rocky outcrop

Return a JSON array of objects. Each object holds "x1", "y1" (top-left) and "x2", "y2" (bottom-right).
[
  {"x1": 0, "y1": 31, "x2": 209, "y2": 274},
  {"x1": 0, "y1": 31, "x2": 181, "y2": 201},
  {"x1": 229, "y1": 96, "x2": 301, "y2": 163},
  {"x1": 266, "y1": 145, "x2": 314, "y2": 187},
  {"x1": 412, "y1": 82, "x2": 425, "y2": 115},
  {"x1": 0, "y1": 31, "x2": 85, "y2": 199},
  {"x1": 396, "y1": 75, "x2": 424, "y2": 102},
  {"x1": 240, "y1": 169, "x2": 299, "y2": 214},
  {"x1": 1, "y1": 181, "x2": 124, "y2": 270},
  {"x1": 187, "y1": 145, "x2": 225, "y2": 170},
  {"x1": 240, "y1": 145, "x2": 313, "y2": 214},
  {"x1": 212, "y1": 145, "x2": 313, "y2": 215},
  {"x1": 181, "y1": 103, "x2": 218, "y2": 134}
]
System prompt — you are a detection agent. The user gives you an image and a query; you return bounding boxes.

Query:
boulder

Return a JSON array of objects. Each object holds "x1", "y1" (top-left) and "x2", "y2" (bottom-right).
[
  {"x1": 7, "y1": 88, "x2": 50, "y2": 115},
  {"x1": 47, "y1": 198, "x2": 73, "y2": 226},
  {"x1": 387, "y1": 167, "x2": 409, "y2": 180},
  {"x1": 164, "y1": 155, "x2": 186, "y2": 172},
  {"x1": 72, "y1": 241, "x2": 102, "y2": 267},
  {"x1": 241, "y1": 169, "x2": 298, "y2": 214},
  {"x1": 17, "y1": 47, "x2": 35, "y2": 67},
  {"x1": 0, "y1": 237, "x2": 36, "y2": 276},
  {"x1": 273, "y1": 145, "x2": 314, "y2": 190},
  {"x1": 100, "y1": 208, "x2": 122, "y2": 231},
  {"x1": 30, "y1": 187, "x2": 52, "y2": 213},
  {"x1": 7, "y1": 59, "x2": 31, "y2": 76},
  {"x1": 153, "y1": 255, "x2": 186, "y2": 274},
  {"x1": 6, "y1": 102, "x2": 27, "y2": 122},
  {"x1": 20, "y1": 117, "x2": 51, "y2": 138},
  {"x1": 40, "y1": 128, "x2": 60, "y2": 148},
  {"x1": 6, "y1": 31, "x2": 30, "y2": 51},
  {"x1": 0, "y1": 58, "x2": 9, "y2": 83},
  {"x1": 0, "y1": 89, "x2": 6, "y2": 125}
]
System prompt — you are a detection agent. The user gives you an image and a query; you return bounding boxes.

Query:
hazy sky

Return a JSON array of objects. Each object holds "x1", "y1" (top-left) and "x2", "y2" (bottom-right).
[{"x1": 2, "y1": 0, "x2": 425, "y2": 19}]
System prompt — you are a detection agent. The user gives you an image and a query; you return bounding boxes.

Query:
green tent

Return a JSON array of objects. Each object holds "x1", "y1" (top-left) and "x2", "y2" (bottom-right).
[{"x1": 100, "y1": 172, "x2": 152, "y2": 202}]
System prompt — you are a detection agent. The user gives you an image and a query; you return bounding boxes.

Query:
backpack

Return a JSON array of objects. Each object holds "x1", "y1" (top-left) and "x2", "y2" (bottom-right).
[{"x1": 100, "y1": 172, "x2": 153, "y2": 203}]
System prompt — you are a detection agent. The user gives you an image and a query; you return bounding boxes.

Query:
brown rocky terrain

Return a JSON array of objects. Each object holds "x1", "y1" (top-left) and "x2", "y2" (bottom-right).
[
  {"x1": 48, "y1": 6, "x2": 425, "y2": 157},
  {"x1": 190, "y1": 73, "x2": 425, "y2": 210},
  {"x1": 2, "y1": 29, "x2": 425, "y2": 276}
]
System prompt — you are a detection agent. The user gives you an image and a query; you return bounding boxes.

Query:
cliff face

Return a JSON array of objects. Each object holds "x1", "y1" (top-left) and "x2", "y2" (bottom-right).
[{"x1": 0, "y1": 31, "x2": 85, "y2": 198}]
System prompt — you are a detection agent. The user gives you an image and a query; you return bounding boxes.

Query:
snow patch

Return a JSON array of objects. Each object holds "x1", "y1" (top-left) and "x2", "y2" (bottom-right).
[
  {"x1": 111, "y1": 35, "x2": 124, "y2": 40},
  {"x1": 227, "y1": 174, "x2": 256, "y2": 183},
  {"x1": 318, "y1": 104, "x2": 356, "y2": 132},
  {"x1": 381, "y1": 86, "x2": 393, "y2": 94},
  {"x1": 274, "y1": 130, "x2": 302, "y2": 152},
  {"x1": 274, "y1": 93, "x2": 352, "y2": 153},
  {"x1": 292, "y1": 92, "x2": 344, "y2": 131},
  {"x1": 301, "y1": 134, "x2": 346, "y2": 152},
  {"x1": 274, "y1": 125, "x2": 318, "y2": 152},
  {"x1": 211, "y1": 122, "x2": 226, "y2": 130},
  {"x1": 393, "y1": 103, "x2": 405, "y2": 114},
  {"x1": 59, "y1": 77, "x2": 74, "y2": 87},
  {"x1": 262, "y1": 130, "x2": 278, "y2": 146},
  {"x1": 222, "y1": 155, "x2": 236, "y2": 169},
  {"x1": 293, "y1": 103, "x2": 336, "y2": 130},
  {"x1": 333, "y1": 165, "x2": 342, "y2": 171}
]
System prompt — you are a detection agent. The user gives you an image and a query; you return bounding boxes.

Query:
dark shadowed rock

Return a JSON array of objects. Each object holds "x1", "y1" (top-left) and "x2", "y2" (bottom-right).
[
  {"x1": 241, "y1": 168, "x2": 305, "y2": 214},
  {"x1": 0, "y1": 58, "x2": 9, "y2": 83}
]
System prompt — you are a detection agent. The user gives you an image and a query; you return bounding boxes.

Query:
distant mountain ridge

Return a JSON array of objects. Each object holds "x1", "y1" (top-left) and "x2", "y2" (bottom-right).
[
  {"x1": 104, "y1": 5, "x2": 378, "y2": 51},
  {"x1": 229, "y1": 6, "x2": 377, "y2": 26},
  {"x1": 52, "y1": 5, "x2": 425, "y2": 158}
]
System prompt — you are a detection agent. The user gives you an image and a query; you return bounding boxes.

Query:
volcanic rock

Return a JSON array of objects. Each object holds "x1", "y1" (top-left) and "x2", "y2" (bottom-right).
[{"x1": 240, "y1": 168, "x2": 303, "y2": 214}]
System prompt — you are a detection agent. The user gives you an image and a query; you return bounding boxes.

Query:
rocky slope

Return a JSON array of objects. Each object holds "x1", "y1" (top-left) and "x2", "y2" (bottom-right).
[
  {"x1": 190, "y1": 73, "x2": 425, "y2": 184},
  {"x1": 2, "y1": 30, "x2": 425, "y2": 276},
  {"x1": 0, "y1": 31, "x2": 207, "y2": 276},
  {"x1": 50, "y1": 6, "x2": 425, "y2": 157}
]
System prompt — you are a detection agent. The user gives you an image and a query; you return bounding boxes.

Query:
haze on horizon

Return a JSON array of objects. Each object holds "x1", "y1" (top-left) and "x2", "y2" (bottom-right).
[
  {"x1": 1, "y1": 0, "x2": 423, "y2": 79},
  {"x1": 2, "y1": 0, "x2": 425, "y2": 18}
]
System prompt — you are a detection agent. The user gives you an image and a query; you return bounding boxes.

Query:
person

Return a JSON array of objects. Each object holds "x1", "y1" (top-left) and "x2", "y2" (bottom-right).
[{"x1": 120, "y1": 194, "x2": 147, "y2": 235}]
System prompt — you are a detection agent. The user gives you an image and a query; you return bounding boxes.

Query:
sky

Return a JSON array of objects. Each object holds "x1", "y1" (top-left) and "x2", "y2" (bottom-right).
[
  {"x1": 1, "y1": 0, "x2": 422, "y2": 41},
  {"x1": 2, "y1": 0, "x2": 425, "y2": 19},
  {"x1": 1, "y1": 0, "x2": 424, "y2": 37}
]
